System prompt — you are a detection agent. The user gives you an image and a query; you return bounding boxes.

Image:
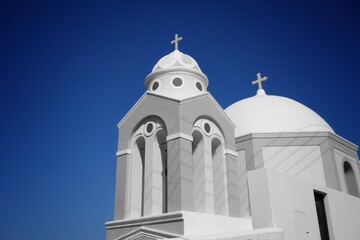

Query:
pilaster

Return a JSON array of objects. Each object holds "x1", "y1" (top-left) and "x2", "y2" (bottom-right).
[
  {"x1": 166, "y1": 134, "x2": 194, "y2": 212},
  {"x1": 225, "y1": 152, "x2": 242, "y2": 217},
  {"x1": 114, "y1": 151, "x2": 131, "y2": 220}
]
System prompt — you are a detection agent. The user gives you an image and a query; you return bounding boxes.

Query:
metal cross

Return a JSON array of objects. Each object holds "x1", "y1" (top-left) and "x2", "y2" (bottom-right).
[
  {"x1": 252, "y1": 73, "x2": 268, "y2": 90},
  {"x1": 171, "y1": 34, "x2": 182, "y2": 50}
]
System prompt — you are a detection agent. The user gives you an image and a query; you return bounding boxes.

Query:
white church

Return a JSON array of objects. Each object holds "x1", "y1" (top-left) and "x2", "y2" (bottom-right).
[{"x1": 105, "y1": 35, "x2": 360, "y2": 240}]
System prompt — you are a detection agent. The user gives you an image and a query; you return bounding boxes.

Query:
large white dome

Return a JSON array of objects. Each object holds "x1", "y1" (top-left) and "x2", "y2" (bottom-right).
[{"x1": 224, "y1": 90, "x2": 334, "y2": 138}]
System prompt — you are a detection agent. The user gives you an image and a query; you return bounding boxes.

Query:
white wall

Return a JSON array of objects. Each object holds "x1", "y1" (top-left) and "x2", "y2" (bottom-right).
[
  {"x1": 237, "y1": 150, "x2": 250, "y2": 216},
  {"x1": 248, "y1": 168, "x2": 360, "y2": 240},
  {"x1": 262, "y1": 146, "x2": 326, "y2": 186},
  {"x1": 326, "y1": 190, "x2": 360, "y2": 240}
]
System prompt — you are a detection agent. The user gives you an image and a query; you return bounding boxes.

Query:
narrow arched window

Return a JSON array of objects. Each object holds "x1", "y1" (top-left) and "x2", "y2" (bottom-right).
[
  {"x1": 192, "y1": 119, "x2": 228, "y2": 215},
  {"x1": 129, "y1": 136, "x2": 145, "y2": 217},
  {"x1": 192, "y1": 130, "x2": 206, "y2": 212},
  {"x1": 141, "y1": 120, "x2": 167, "y2": 216},
  {"x1": 156, "y1": 128, "x2": 168, "y2": 213},
  {"x1": 343, "y1": 160, "x2": 359, "y2": 197},
  {"x1": 192, "y1": 130, "x2": 203, "y2": 155},
  {"x1": 128, "y1": 119, "x2": 168, "y2": 218},
  {"x1": 211, "y1": 138, "x2": 227, "y2": 215}
]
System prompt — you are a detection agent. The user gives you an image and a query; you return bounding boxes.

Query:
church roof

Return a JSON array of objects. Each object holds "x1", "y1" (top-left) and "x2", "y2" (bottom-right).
[
  {"x1": 152, "y1": 50, "x2": 202, "y2": 72},
  {"x1": 224, "y1": 90, "x2": 334, "y2": 138},
  {"x1": 145, "y1": 50, "x2": 208, "y2": 88}
]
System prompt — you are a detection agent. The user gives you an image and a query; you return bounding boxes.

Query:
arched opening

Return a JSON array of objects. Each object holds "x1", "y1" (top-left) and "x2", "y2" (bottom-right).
[
  {"x1": 142, "y1": 121, "x2": 168, "y2": 216},
  {"x1": 156, "y1": 129, "x2": 168, "y2": 213},
  {"x1": 211, "y1": 138, "x2": 227, "y2": 215},
  {"x1": 343, "y1": 161, "x2": 359, "y2": 197},
  {"x1": 192, "y1": 130, "x2": 203, "y2": 155},
  {"x1": 192, "y1": 130, "x2": 206, "y2": 212},
  {"x1": 130, "y1": 136, "x2": 145, "y2": 217},
  {"x1": 125, "y1": 117, "x2": 169, "y2": 218}
]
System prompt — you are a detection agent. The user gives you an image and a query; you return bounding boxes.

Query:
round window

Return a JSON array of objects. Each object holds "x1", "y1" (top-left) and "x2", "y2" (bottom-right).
[
  {"x1": 144, "y1": 122, "x2": 155, "y2": 136},
  {"x1": 204, "y1": 123, "x2": 211, "y2": 134},
  {"x1": 152, "y1": 81, "x2": 159, "y2": 91},
  {"x1": 172, "y1": 77, "x2": 183, "y2": 87},
  {"x1": 196, "y1": 82, "x2": 203, "y2": 91},
  {"x1": 146, "y1": 123, "x2": 153, "y2": 133}
]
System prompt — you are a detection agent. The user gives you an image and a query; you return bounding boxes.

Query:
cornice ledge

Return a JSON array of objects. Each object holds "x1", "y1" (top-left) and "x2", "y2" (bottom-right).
[
  {"x1": 235, "y1": 131, "x2": 333, "y2": 143},
  {"x1": 105, "y1": 212, "x2": 184, "y2": 230},
  {"x1": 328, "y1": 132, "x2": 358, "y2": 151},
  {"x1": 225, "y1": 149, "x2": 238, "y2": 157},
  {"x1": 166, "y1": 132, "x2": 193, "y2": 142},
  {"x1": 116, "y1": 149, "x2": 131, "y2": 157}
]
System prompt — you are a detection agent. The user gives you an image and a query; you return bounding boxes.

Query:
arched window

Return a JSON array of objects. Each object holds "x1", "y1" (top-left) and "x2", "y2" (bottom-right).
[
  {"x1": 191, "y1": 119, "x2": 228, "y2": 215},
  {"x1": 192, "y1": 130, "x2": 203, "y2": 156},
  {"x1": 211, "y1": 138, "x2": 227, "y2": 215},
  {"x1": 156, "y1": 128, "x2": 168, "y2": 213},
  {"x1": 343, "y1": 160, "x2": 359, "y2": 197},
  {"x1": 192, "y1": 130, "x2": 206, "y2": 212},
  {"x1": 129, "y1": 136, "x2": 145, "y2": 217},
  {"x1": 128, "y1": 119, "x2": 168, "y2": 218}
]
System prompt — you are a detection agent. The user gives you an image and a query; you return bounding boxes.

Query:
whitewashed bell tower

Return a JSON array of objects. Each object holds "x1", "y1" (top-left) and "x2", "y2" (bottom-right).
[{"x1": 106, "y1": 35, "x2": 249, "y2": 240}]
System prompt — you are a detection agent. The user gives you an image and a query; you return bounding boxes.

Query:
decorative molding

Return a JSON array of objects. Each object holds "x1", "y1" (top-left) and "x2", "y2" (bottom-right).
[
  {"x1": 116, "y1": 149, "x2": 132, "y2": 157},
  {"x1": 146, "y1": 91, "x2": 209, "y2": 104},
  {"x1": 234, "y1": 131, "x2": 358, "y2": 152},
  {"x1": 106, "y1": 212, "x2": 183, "y2": 230},
  {"x1": 114, "y1": 226, "x2": 182, "y2": 240},
  {"x1": 235, "y1": 132, "x2": 330, "y2": 143},
  {"x1": 184, "y1": 227, "x2": 284, "y2": 240},
  {"x1": 329, "y1": 132, "x2": 358, "y2": 151},
  {"x1": 166, "y1": 133, "x2": 193, "y2": 142},
  {"x1": 145, "y1": 68, "x2": 209, "y2": 88},
  {"x1": 225, "y1": 149, "x2": 238, "y2": 157}
]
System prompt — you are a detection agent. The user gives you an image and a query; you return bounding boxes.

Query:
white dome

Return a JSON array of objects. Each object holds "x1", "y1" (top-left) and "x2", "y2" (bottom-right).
[
  {"x1": 152, "y1": 50, "x2": 202, "y2": 72},
  {"x1": 225, "y1": 90, "x2": 334, "y2": 138},
  {"x1": 145, "y1": 50, "x2": 208, "y2": 88}
]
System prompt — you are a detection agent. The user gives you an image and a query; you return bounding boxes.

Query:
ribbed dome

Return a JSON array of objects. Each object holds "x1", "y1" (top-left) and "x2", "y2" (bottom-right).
[
  {"x1": 152, "y1": 50, "x2": 202, "y2": 72},
  {"x1": 145, "y1": 50, "x2": 208, "y2": 88},
  {"x1": 225, "y1": 90, "x2": 334, "y2": 138}
]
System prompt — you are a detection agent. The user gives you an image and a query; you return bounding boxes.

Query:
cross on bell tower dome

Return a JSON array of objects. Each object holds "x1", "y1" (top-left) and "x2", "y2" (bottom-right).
[
  {"x1": 171, "y1": 34, "x2": 182, "y2": 51},
  {"x1": 144, "y1": 34, "x2": 209, "y2": 100}
]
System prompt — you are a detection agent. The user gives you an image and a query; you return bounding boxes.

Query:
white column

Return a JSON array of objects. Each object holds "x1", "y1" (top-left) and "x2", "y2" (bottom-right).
[{"x1": 114, "y1": 152, "x2": 130, "y2": 220}]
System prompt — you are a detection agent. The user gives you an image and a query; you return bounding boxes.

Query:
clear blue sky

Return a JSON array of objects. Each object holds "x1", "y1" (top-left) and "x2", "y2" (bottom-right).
[{"x1": 1, "y1": 1, "x2": 359, "y2": 239}]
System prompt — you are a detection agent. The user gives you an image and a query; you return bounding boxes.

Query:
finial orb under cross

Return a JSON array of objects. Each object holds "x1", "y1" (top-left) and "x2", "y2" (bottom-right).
[
  {"x1": 252, "y1": 72, "x2": 268, "y2": 90},
  {"x1": 171, "y1": 34, "x2": 182, "y2": 51}
]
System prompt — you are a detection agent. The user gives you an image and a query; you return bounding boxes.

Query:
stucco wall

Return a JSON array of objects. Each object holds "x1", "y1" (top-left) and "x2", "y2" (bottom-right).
[
  {"x1": 237, "y1": 150, "x2": 250, "y2": 216},
  {"x1": 248, "y1": 168, "x2": 360, "y2": 240},
  {"x1": 262, "y1": 146, "x2": 326, "y2": 186}
]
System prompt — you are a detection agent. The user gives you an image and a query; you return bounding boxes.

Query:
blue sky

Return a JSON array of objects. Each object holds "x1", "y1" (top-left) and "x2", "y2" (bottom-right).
[{"x1": 1, "y1": 1, "x2": 359, "y2": 239}]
